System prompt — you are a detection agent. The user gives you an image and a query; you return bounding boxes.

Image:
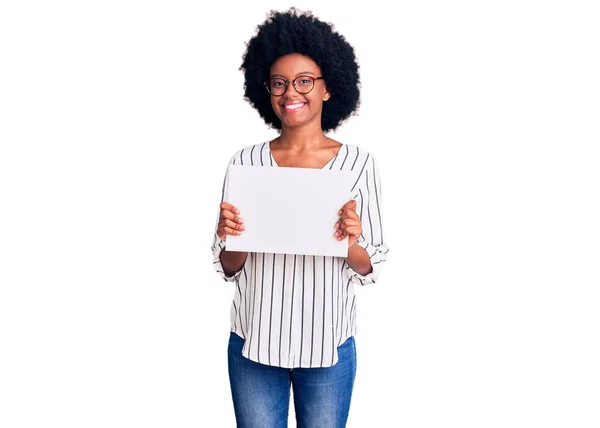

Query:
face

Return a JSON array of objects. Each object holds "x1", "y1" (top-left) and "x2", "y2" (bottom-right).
[{"x1": 268, "y1": 53, "x2": 331, "y2": 130}]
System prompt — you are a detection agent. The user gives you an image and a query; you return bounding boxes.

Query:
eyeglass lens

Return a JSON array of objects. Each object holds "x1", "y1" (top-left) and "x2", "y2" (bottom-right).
[{"x1": 268, "y1": 77, "x2": 314, "y2": 95}]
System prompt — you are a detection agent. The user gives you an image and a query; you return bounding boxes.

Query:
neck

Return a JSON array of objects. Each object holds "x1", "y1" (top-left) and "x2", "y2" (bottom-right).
[{"x1": 277, "y1": 124, "x2": 327, "y2": 152}]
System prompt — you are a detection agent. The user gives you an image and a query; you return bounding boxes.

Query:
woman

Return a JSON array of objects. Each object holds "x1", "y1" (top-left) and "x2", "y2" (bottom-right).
[{"x1": 211, "y1": 8, "x2": 389, "y2": 428}]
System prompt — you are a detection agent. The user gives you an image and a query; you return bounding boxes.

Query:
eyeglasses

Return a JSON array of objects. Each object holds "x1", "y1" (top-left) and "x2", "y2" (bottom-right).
[{"x1": 264, "y1": 75, "x2": 324, "y2": 96}]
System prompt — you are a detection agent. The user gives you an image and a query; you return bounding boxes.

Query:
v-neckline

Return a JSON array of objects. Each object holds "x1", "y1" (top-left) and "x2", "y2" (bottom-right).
[{"x1": 267, "y1": 141, "x2": 346, "y2": 169}]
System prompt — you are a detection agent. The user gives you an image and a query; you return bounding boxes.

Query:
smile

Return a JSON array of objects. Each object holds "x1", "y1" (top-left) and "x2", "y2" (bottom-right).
[{"x1": 282, "y1": 102, "x2": 306, "y2": 113}]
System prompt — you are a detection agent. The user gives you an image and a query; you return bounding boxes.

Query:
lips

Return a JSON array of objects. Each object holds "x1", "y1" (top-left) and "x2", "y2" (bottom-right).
[{"x1": 282, "y1": 102, "x2": 306, "y2": 113}]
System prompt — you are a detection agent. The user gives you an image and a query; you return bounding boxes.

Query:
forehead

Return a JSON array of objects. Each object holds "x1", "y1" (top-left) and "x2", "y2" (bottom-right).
[{"x1": 270, "y1": 53, "x2": 321, "y2": 77}]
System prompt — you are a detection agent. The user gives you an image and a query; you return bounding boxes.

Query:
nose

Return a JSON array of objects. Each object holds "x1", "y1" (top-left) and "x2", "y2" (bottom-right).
[{"x1": 283, "y1": 81, "x2": 302, "y2": 98}]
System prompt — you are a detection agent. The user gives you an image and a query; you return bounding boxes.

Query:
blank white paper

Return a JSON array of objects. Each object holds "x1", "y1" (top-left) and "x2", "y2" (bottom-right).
[{"x1": 225, "y1": 165, "x2": 354, "y2": 257}]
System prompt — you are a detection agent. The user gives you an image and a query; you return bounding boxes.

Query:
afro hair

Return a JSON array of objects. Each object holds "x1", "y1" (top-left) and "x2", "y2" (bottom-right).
[{"x1": 240, "y1": 7, "x2": 361, "y2": 133}]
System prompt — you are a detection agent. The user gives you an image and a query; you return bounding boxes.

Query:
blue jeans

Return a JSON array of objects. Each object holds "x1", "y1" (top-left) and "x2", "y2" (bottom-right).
[{"x1": 227, "y1": 332, "x2": 357, "y2": 428}]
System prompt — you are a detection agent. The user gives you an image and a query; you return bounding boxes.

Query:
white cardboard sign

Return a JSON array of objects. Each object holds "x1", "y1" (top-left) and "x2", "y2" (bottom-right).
[{"x1": 225, "y1": 165, "x2": 353, "y2": 257}]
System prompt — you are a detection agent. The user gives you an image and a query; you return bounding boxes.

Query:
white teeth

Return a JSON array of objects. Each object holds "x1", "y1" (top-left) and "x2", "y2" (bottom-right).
[{"x1": 284, "y1": 103, "x2": 304, "y2": 109}]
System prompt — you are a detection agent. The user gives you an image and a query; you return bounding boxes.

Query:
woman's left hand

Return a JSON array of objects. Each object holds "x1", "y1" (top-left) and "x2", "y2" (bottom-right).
[{"x1": 333, "y1": 200, "x2": 362, "y2": 248}]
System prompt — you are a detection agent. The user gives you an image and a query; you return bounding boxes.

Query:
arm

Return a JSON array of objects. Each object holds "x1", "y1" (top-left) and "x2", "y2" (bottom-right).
[
  {"x1": 220, "y1": 249, "x2": 248, "y2": 277},
  {"x1": 345, "y1": 243, "x2": 373, "y2": 276},
  {"x1": 344, "y1": 155, "x2": 389, "y2": 286},
  {"x1": 211, "y1": 157, "x2": 248, "y2": 282}
]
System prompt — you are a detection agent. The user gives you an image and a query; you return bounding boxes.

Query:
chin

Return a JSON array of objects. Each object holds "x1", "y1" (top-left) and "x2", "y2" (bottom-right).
[{"x1": 282, "y1": 120, "x2": 308, "y2": 129}]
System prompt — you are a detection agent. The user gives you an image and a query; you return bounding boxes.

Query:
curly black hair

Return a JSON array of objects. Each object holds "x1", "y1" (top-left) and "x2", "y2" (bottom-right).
[{"x1": 240, "y1": 7, "x2": 360, "y2": 133}]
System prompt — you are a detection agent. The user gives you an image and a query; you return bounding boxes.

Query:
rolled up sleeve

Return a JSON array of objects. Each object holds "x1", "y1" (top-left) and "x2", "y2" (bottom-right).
[
  {"x1": 345, "y1": 155, "x2": 389, "y2": 285},
  {"x1": 211, "y1": 155, "x2": 244, "y2": 282},
  {"x1": 212, "y1": 235, "x2": 243, "y2": 282}
]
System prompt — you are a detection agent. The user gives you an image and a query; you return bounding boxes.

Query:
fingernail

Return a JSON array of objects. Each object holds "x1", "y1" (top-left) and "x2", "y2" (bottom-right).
[
  {"x1": 338, "y1": 210, "x2": 342, "y2": 215},
  {"x1": 238, "y1": 217, "x2": 244, "y2": 223},
  {"x1": 235, "y1": 209, "x2": 240, "y2": 214}
]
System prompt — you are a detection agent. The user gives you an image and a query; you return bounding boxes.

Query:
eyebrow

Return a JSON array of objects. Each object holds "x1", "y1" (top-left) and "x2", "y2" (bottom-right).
[{"x1": 270, "y1": 71, "x2": 316, "y2": 78}]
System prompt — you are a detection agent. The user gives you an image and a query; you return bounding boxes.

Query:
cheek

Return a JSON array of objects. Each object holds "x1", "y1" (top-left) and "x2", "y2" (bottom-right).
[
  {"x1": 307, "y1": 96, "x2": 323, "y2": 110},
  {"x1": 270, "y1": 97, "x2": 281, "y2": 115},
  {"x1": 310, "y1": 89, "x2": 327, "y2": 106}
]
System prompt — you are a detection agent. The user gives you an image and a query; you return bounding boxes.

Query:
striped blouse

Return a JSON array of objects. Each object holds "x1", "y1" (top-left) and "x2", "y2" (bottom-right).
[{"x1": 211, "y1": 141, "x2": 389, "y2": 368}]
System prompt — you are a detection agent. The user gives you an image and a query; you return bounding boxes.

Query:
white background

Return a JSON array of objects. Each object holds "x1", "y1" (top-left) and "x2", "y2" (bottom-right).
[{"x1": 1, "y1": 1, "x2": 598, "y2": 427}]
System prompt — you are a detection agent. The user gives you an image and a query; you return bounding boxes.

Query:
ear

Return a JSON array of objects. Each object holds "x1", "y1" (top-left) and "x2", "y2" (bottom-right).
[{"x1": 323, "y1": 88, "x2": 331, "y2": 101}]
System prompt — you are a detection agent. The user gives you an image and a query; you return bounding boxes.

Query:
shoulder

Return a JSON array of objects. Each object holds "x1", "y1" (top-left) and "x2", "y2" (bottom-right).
[
  {"x1": 342, "y1": 144, "x2": 379, "y2": 170},
  {"x1": 226, "y1": 142, "x2": 270, "y2": 166}
]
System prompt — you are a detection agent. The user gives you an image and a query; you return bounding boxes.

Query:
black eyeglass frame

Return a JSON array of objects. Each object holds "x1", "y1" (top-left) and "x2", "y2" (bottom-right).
[{"x1": 263, "y1": 76, "x2": 324, "y2": 96}]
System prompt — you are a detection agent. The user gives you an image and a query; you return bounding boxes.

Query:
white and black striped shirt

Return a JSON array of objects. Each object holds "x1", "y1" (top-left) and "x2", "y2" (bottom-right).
[{"x1": 211, "y1": 141, "x2": 388, "y2": 368}]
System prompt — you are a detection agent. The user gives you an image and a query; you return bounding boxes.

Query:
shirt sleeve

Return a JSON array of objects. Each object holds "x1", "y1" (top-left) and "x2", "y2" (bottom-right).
[
  {"x1": 345, "y1": 154, "x2": 389, "y2": 285},
  {"x1": 211, "y1": 155, "x2": 244, "y2": 282}
]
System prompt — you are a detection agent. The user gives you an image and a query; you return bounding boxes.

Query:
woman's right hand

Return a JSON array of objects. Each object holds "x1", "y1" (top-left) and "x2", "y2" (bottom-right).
[{"x1": 217, "y1": 202, "x2": 245, "y2": 241}]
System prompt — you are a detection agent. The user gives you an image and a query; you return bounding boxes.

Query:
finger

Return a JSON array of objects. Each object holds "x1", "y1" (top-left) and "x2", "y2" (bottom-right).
[
  {"x1": 339, "y1": 209, "x2": 359, "y2": 221},
  {"x1": 218, "y1": 225, "x2": 243, "y2": 237},
  {"x1": 220, "y1": 211, "x2": 244, "y2": 225},
  {"x1": 340, "y1": 218, "x2": 361, "y2": 230},
  {"x1": 220, "y1": 209, "x2": 244, "y2": 224},
  {"x1": 338, "y1": 206, "x2": 358, "y2": 220},
  {"x1": 220, "y1": 218, "x2": 245, "y2": 231},
  {"x1": 220, "y1": 202, "x2": 240, "y2": 215},
  {"x1": 334, "y1": 220, "x2": 361, "y2": 238},
  {"x1": 337, "y1": 211, "x2": 349, "y2": 224},
  {"x1": 338, "y1": 221, "x2": 361, "y2": 235},
  {"x1": 338, "y1": 226, "x2": 361, "y2": 240},
  {"x1": 334, "y1": 218, "x2": 360, "y2": 232},
  {"x1": 343, "y1": 226, "x2": 361, "y2": 237},
  {"x1": 344, "y1": 209, "x2": 360, "y2": 220},
  {"x1": 337, "y1": 199, "x2": 357, "y2": 215}
]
